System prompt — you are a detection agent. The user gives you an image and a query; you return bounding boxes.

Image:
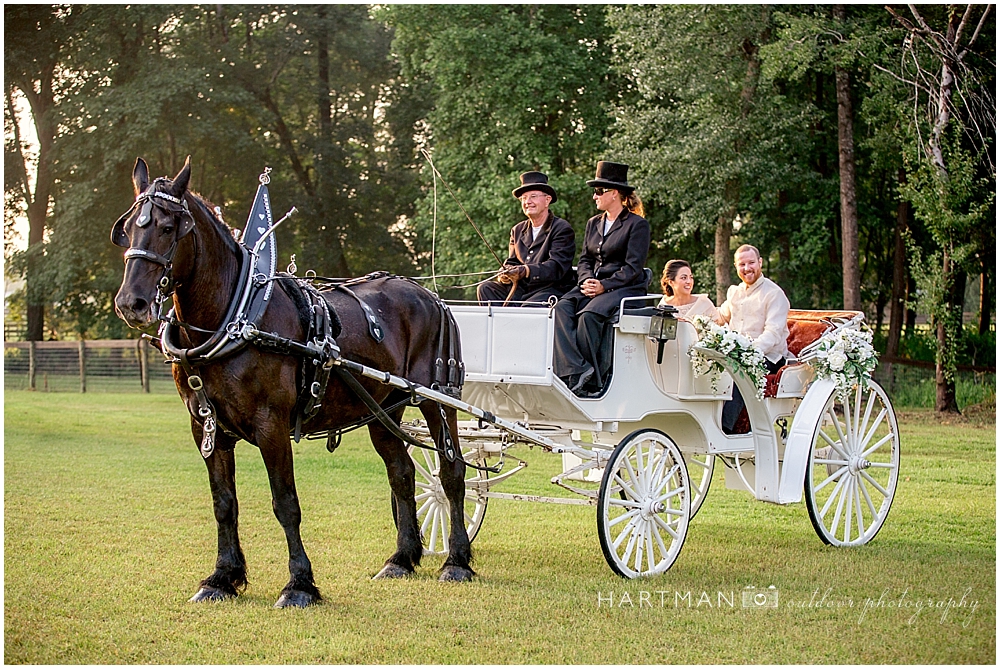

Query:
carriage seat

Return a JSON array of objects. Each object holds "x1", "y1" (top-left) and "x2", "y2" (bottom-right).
[{"x1": 761, "y1": 309, "x2": 863, "y2": 398}]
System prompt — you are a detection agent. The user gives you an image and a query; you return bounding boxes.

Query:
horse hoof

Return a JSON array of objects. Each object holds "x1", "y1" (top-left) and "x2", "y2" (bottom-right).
[
  {"x1": 274, "y1": 590, "x2": 319, "y2": 609},
  {"x1": 189, "y1": 586, "x2": 233, "y2": 603},
  {"x1": 372, "y1": 563, "x2": 412, "y2": 580},
  {"x1": 438, "y1": 565, "x2": 475, "y2": 582}
]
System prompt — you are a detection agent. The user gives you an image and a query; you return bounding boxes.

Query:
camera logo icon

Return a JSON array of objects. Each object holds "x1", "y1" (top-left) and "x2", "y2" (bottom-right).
[{"x1": 742, "y1": 585, "x2": 779, "y2": 609}]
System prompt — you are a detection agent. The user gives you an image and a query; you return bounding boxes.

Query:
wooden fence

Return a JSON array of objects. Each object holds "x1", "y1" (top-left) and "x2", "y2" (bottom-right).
[
  {"x1": 4, "y1": 339, "x2": 175, "y2": 393},
  {"x1": 4, "y1": 338, "x2": 993, "y2": 396}
]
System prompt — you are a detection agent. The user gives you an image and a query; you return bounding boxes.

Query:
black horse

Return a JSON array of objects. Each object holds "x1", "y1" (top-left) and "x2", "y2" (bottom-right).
[{"x1": 112, "y1": 157, "x2": 473, "y2": 608}]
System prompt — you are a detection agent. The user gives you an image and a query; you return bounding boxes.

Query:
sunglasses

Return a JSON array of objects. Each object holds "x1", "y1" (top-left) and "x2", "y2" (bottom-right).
[{"x1": 593, "y1": 187, "x2": 612, "y2": 195}]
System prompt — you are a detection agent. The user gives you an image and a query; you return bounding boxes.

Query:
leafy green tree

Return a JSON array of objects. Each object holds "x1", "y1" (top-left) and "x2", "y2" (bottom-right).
[
  {"x1": 5, "y1": 5, "x2": 71, "y2": 340},
  {"x1": 383, "y1": 5, "x2": 615, "y2": 292},
  {"x1": 9, "y1": 5, "x2": 421, "y2": 338},
  {"x1": 884, "y1": 4, "x2": 995, "y2": 412},
  {"x1": 610, "y1": 5, "x2": 825, "y2": 305}
]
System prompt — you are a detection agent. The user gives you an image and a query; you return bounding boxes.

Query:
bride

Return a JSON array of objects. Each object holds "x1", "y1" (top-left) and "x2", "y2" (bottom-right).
[{"x1": 658, "y1": 259, "x2": 722, "y2": 322}]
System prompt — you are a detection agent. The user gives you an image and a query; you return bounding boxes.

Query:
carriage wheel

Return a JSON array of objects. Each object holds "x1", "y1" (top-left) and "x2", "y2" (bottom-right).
[
  {"x1": 805, "y1": 381, "x2": 900, "y2": 546},
  {"x1": 399, "y1": 445, "x2": 488, "y2": 556},
  {"x1": 598, "y1": 430, "x2": 691, "y2": 578},
  {"x1": 683, "y1": 451, "x2": 714, "y2": 519}
]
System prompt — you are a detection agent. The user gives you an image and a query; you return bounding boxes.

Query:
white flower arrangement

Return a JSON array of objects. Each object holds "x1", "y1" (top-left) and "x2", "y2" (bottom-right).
[
  {"x1": 805, "y1": 325, "x2": 878, "y2": 398},
  {"x1": 689, "y1": 315, "x2": 768, "y2": 399}
]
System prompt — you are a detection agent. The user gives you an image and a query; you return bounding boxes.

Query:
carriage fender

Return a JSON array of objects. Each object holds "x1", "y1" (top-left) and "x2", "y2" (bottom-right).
[{"x1": 776, "y1": 378, "x2": 836, "y2": 505}]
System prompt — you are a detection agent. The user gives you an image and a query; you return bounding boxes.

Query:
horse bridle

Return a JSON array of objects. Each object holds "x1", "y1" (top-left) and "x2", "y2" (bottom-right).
[{"x1": 112, "y1": 179, "x2": 195, "y2": 321}]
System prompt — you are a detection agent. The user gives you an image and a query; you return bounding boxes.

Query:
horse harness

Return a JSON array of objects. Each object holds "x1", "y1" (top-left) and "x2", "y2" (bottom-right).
[{"x1": 116, "y1": 184, "x2": 469, "y2": 468}]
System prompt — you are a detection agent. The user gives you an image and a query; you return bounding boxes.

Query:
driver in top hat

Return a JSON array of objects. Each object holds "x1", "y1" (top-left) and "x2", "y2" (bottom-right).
[
  {"x1": 553, "y1": 161, "x2": 650, "y2": 396},
  {"x1": 477, "y1": 171, "x2": 577, "y2": 306}
]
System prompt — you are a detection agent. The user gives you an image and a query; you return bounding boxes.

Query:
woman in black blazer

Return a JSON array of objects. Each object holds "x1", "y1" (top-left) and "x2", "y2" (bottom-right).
[{"x1": 553, "y1": 161, "x2": 650, "y2": 396}]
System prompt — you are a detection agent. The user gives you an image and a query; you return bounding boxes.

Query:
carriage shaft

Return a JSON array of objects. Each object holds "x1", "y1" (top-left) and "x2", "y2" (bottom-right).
[{"x1": 334, "y1": 358, "x2": 558, "y2": 449}]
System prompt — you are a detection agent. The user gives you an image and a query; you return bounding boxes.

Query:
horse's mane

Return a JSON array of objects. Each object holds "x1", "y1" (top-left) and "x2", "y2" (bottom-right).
[{"x1": 183, "y1": 190, "x2": 241, "y2": 256}]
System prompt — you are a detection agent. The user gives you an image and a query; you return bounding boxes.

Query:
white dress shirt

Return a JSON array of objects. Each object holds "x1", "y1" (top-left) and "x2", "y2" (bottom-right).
[{"x1": 718, "y1": 276, "x2": 790, "y2": 363}]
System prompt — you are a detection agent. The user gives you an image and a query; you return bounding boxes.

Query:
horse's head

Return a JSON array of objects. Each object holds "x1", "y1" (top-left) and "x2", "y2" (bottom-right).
[{"x1": 112, "y1": 157, "x2": 196, "y2": 328}]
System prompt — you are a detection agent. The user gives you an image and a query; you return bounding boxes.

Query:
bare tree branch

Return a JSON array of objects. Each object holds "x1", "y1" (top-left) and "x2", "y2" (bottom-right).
[
  {"x1": 953, "y1": 4, "x2": 975, "y2": 45},
  {"x1": 959, "y1": 4, "x2": 993, "y2": 60},
  {"x1": 907, "y1": 4, "x2": 943, "y2": 42}
]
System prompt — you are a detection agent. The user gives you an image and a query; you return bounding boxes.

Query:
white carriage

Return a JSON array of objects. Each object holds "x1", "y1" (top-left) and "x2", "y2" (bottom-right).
[{"x1": 398, "y1": 296, "x2": 901, "y2": 578}]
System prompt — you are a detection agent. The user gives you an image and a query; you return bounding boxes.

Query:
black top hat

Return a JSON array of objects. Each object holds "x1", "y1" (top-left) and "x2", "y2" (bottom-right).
[
  {"x1": 586, "y1": 161, "x2": 634, "y2": 194},
  {"x1": 512, "y1": 171, "x2": 557, "y2": 203}
]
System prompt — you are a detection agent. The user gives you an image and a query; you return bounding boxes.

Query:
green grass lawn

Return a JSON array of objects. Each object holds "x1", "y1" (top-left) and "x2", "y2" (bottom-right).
[{"x1": 4, "y1": 390, "x2": 995, "y2": 663}]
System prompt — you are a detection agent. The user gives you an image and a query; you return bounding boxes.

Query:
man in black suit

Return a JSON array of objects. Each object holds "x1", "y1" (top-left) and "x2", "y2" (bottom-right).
[
  {"x1": 477, "y1": 172, "x2": 576, "y2": 306},
  {"x1": 554, "y1": 161, "x2": 650, "y2": 396}
]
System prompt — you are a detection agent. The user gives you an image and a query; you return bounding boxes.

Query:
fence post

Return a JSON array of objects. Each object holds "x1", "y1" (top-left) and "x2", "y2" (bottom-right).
[
  {"x1": 28, "y1": 340, "x2": 36, "y2": 391},
  {"x1": 79, "y1": 340, "x2": 87, "y2": 393},
  {"x1": 139, "y1": 338, "x2": 150, "y2": 393}
]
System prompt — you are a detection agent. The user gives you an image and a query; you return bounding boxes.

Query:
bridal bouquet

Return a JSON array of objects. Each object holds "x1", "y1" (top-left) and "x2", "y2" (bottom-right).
[
  {"x1": 689, "y1": 315, "x2": 768, "y2": 399},
  {"x1": 806, "y1": 326, "x2": 878, "y2": 398}
]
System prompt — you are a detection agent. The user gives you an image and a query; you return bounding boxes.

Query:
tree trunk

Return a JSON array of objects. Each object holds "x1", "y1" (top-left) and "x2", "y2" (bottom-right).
[
  {"x1": 905, "y1": 276, "x2": 917, "y2": 337},
  {"x1": 978, "y1": 254, "x2": 992, "y2": 335},
  {"x1": 886, "y1": 170, "x2": 909, "y2": 359},
  {"x1": 834, "y1": 5, "x2": 861, "y2": 311},
  {"x1": 935, "y1": 249, "x2": 959, "y2": 413},
  {"x1": 714, "y1": 207, "x2": 734, "y2": 306},
  {"x1": 21, "y1": 82, "x2": 56, "y2": 342}
]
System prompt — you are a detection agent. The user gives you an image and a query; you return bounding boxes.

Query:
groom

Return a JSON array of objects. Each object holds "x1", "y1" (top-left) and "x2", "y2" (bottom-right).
[{"x1": 717, "y1": 244, "x2": 790, "y2": 434}]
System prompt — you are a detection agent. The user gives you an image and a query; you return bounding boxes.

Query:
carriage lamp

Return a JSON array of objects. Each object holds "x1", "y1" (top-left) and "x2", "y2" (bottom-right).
[{"x1": 648, "y1": 305, "x2": 678, "y2": 364}]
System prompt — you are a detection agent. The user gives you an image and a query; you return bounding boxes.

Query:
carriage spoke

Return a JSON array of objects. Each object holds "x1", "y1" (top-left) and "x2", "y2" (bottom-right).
[
  {"x1": 613, "y1": 474, "x2": 640, "y2": 501},
  {"x1": 830, "y1": 475, "x2": 851, "y2": 537},
  {"x1": 819, "y1": 429, "x2": 850, "y2": 460},
  {"x1": 650, "y1": 450, "x2": 670, "y2": 490},
  {"x1": 829, "y1": 409, "x2": 851, "y2": 454},
  {"x1": 440, "y1": 507, "x2": 450, "y2": 552},
  {"x1": 609, "y1": 508, "x2": 642, "y2": 528},
  {"x1": 428, "y1": 507, "x2": 441, "y2": 552},
  {"x1": 814, "y1": 465, "x2": 847, "y2": 493},
  {"x1": 639, "y1": 441, "x2": 652, "y2": 491},
  {"x1": 411, "y1": 460, "x2": 436, "y2": 485},
  {"x1": 621, "y1": 522, "x2": 640, "y2": 565},
  {"x1": 624, "y1": 458, "x2": 644, "y2": 498},
  {"x1": 861, "y1": 431, "x2": 894, "y2": 459},
  {"x1": 612, "y1": 520, "x2": 636, "y2": 551},
  {"x1": 414, "y1": 490, "x2": 434, "y2": 502},
  {"x1": 645, "y1": 524, "x2": 656, "y2": 573},
  {"x1": 860, "y1": 470, "x2": 890, "y2": 498},
  {"x1": 654, "y1": 485, "x2": 686, "y2": 505},
  {"x1": 843, "y1": 477, "x2": 854, "y2": 542},
  {"x1": 819, "y1": 474, "x2": 848, "y2": 518},
  {"x1": 416, "y1": 497, "x2": 434, "y2": 519},
  {"x1": 854, "y1": 477, "x2": 866, "y2": 539},
  {"x1": 632, "y1": 522, "x2": 645, "y2": 572},
  {"x1": 851, "y1": 384, "x2": 862, "y2": 445},
  {"x1": 651, "y1": 518, "x2": 669, "y2": 559},
  {"x1": 860, "y1": 408, "x2": 889, "y2": 449},
  {"x1": 420, "y1": 502, "x2": 435, "y2": 534},
  {"x1": 859, "y1": 476, "x2": 879, "y2": 517},
  {"x1": 652, "y1": 513, "x2": 680, "y2": 540},
  {"x1": 608, "y1": 497, "x2": 643, "y2": 509},
  {"x1": 858, "y1": 390, "x2": 878, "y2": 447}
]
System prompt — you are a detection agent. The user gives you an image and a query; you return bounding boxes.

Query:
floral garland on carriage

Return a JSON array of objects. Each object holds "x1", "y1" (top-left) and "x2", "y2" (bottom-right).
[
  {"x1": 799, "y1": 325, "x2": 878, "y2": 398},
  {"x1": 688, "y1": 314, "x2": 878, "y2": 401},
  {"x1": 688, "y1": 315, "x2": 768, "y2": 399}
]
